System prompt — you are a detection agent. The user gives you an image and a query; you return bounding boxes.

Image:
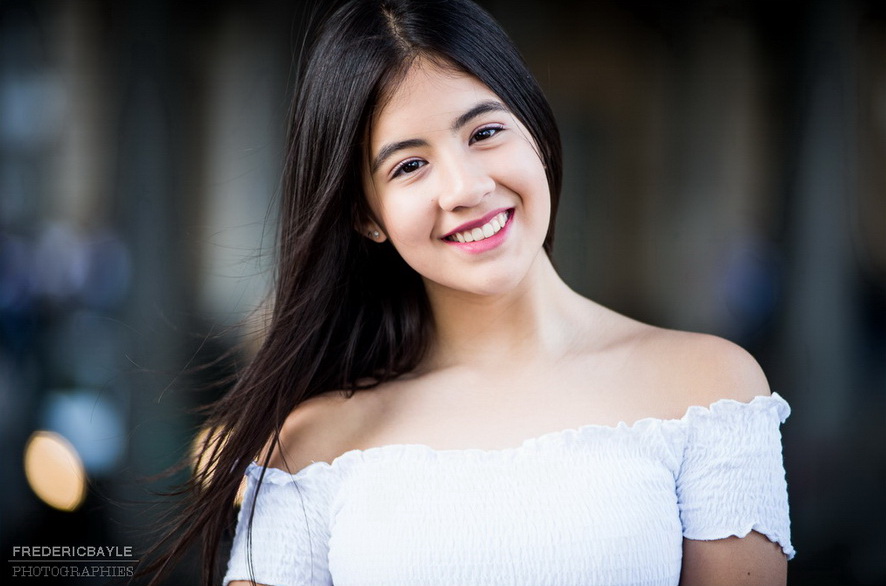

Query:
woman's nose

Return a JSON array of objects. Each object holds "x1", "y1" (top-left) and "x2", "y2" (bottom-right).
[{"x1": 436, "y1": 154, "x2": 495, "y2": 211}]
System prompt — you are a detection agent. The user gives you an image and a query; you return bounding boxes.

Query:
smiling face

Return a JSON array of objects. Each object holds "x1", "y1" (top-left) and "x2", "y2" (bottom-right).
[{"x1": 362, "y1": 59, "x2": 551, "y2": 299}]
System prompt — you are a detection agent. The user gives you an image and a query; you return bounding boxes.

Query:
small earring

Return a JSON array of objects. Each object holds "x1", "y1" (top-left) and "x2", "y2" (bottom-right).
[{"x1": 368, "y1": 230, "x2": 380, "y2": 239}]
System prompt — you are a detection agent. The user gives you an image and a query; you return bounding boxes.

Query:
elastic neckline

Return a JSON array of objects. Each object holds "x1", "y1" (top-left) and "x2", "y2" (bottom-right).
[{"x1": 250, "y1": 392, "x2": 789, "y2": 483}]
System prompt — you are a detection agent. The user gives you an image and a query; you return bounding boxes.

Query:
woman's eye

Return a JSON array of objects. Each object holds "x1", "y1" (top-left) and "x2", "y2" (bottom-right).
[
  {"x1": 392, "y1": 158, "x2": 426, "y2": 178},
  {"x1": 470, "y1": 125, "x2": 504, "y2": 144}
]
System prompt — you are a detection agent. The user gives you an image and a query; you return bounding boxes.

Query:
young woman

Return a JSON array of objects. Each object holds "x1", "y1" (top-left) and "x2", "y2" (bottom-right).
[{"x1": 149, "y1": 0, "x2": 794, "y2": 584}]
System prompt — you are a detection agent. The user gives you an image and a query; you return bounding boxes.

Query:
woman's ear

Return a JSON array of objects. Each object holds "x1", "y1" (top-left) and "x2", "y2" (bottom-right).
[
  {"x1": 361, "y1": 221, "x2": 387, "y2": 243},
  {"x1": 354, "y1": 195, "x2": 387, "y2": 242}
]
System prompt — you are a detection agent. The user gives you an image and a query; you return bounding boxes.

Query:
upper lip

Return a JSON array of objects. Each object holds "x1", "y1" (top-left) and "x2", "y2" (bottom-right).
[{"x1": 441, "y1": 208, "x2": 512, "y2": 239}]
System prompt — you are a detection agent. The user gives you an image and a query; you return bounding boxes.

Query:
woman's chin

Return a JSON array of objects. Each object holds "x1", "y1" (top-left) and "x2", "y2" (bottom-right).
[{"x1": 423, "y1": 265, "x2": 538, "y2": 300}]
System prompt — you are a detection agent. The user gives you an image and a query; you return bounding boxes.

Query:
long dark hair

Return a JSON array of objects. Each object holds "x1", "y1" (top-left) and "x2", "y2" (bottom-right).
[{"x1": 143, "y1": 0, "x2": 562, "y2": 584}]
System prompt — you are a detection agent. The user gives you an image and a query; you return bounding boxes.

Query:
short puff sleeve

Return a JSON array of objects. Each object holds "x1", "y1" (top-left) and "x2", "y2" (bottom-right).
[
  {"x1": 223, "y1": 463, "x2": 334, "y2": 585},
  {"x1": 676, "y1": 393, "x2": 795, "y2": 558}
]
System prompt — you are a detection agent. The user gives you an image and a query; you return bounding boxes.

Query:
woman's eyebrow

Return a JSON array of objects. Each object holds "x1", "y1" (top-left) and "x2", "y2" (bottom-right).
[
  {"x1": 371, "y1": 138, "x2": 427, "y2": 174},
  {"x1": 370, "y1": 100, "x2": 509, "y2": 174},
  {"x1": 451, "y1": 100, "x2": 508, "y2": 132}
]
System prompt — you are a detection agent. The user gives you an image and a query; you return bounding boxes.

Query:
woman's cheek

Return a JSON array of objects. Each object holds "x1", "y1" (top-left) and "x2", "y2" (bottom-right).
[{"x1": 382, "y1": 191, "x2": 434, "y2": 245}]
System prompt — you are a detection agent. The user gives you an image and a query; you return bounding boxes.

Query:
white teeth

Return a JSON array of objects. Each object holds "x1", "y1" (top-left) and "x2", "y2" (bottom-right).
[{"x1": 447, "y1": 211, "x2": 510, "y2": 243}]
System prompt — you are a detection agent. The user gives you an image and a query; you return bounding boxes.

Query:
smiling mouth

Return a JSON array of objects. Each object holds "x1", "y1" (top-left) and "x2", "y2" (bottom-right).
[{"x1": 444, "y1": 210, "x2": 511, "y2": 243}]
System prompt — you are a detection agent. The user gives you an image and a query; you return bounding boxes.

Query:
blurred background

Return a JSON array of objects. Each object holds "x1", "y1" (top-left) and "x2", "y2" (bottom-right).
[{"x1": 0, "y1": 0, "x2": 883, "y2": 584}]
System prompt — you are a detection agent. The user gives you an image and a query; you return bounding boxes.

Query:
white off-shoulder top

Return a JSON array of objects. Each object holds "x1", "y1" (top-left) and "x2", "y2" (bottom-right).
[{"x1": 224, "y1": 393, "x2": 794, "y2": 586}]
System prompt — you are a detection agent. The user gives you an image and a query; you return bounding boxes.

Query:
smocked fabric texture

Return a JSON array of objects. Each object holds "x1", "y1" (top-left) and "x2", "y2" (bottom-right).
[{"x1": 224, "y1": 394, "x2": 794, "y2": 586}]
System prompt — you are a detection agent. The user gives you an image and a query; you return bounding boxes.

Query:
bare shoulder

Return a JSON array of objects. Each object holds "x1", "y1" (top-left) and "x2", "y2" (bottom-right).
[
  {"x1": 630, "y1": 326, "x2": 771, "y2": 416},
  {"x1": 262, "y1": 390, "x2": 367, "y2": 475}
]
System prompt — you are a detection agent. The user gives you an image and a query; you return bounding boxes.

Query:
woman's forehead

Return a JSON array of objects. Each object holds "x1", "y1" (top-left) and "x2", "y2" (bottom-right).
[{"x1": 371, "y1": 60, "x2": 502, "y2": 137}]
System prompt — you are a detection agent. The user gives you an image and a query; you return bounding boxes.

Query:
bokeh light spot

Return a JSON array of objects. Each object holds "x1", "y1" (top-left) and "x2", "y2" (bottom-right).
[{"x1": 24, "y1": 431, "x2": 87, "y2": 512}]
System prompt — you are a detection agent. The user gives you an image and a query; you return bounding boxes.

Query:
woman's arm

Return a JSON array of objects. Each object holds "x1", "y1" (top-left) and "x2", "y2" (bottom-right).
[{"x1": 680, "y1": 532, "x2": 788, "y2": 586}]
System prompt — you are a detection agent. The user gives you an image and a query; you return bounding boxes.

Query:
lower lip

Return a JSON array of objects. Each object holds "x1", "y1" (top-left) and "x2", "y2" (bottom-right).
[{"x1": 442, "y1": 210, "x2": 513, "y2": 254}]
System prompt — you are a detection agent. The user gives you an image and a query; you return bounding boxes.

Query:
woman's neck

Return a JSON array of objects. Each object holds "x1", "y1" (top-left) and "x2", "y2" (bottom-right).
[{"x1": 421, "y1": 252, "x2": 591, "y2": 371}]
